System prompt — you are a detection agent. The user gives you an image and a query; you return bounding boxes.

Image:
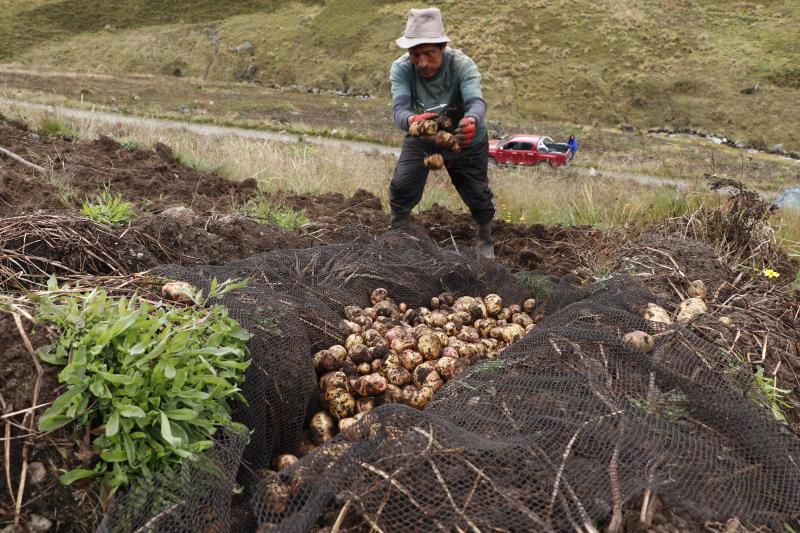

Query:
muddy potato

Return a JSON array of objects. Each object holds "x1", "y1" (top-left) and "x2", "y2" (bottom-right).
[
  {"x1": 424, "y1": 153, "x2": 445, "y2": 170},
  {"x1": 357, "y1": 362, "x2": 372, "y2": 375},
  {"x1": 262, "y1": 477, "x2": 290, "y2": 514},
  {"x1": 430, "y1": 296, "x2": 441, "y2": 309},
  {"x1": 525, "y1": 324, "x2": 535, "y2": 334},
  {"x1": 435, "y1": 356, "x2": 457, "y2": 380},
  {"x1": 444, "y1": 321, "x2": 461, "y2": 336},
  {"x1": 297, "y1": 432, "x2": 317, "y2": 457},
  {"x1": 390, "y1": 337, "x2": 416, "y2": 353},
  {"x1": 407, "y1": 386, "x2": 435, "y2": 410},
  {"x1": 434, "y1": 330, "x2": 449, "y2": 348},
  {"x1": 338, "y1": 411, "x2": 367, "y2": 433},
  {"x1": 343, "y1": 305, "x2": 363, "y2": 321},
  {"x1": 373, "y1": 343, "x2": 391, "y2": 361},
  {"x1": 362, "y1": 329, "x2": 382, "y2": 347},
  {"x1": 436, "y1": 114, "x2": 453, "y2": 131},
  {"x1": 310, "y1": 412, "x2": 336, "y2": 444},
  {"x1": 497, "y1": 308, "x2": 512, "y2": 322},
  {"x1": 374, "y1": 300, "x2": 397, "y2": 318},
  {"x1": 370, "y1": 358, "x2": 383, "y2": 373},
  {"x1": 522, "y1": 298, "x2": 537, "y2": 314},
  {"x1": 489, "y1": 326, "x2": 505, "y2": 340},
  {"x1": 643, "y1": 303, "x2": 672, "y2": 325},
  {"x1": 512, "y1": 312, "x2": 533, "y2": 328},
  {"x1": 345, "y1": 334, "x2": 365, "y2": 351},
  {"x1": 408, "y1": 120, "x2": 425, "y2": 137},
  {"x1": 469, "y1": 302, "x2": 487, "y2": 321},
  {"x1": 339, "y1": 320, "x2": 362, "y2": 336},
  {"x1": 272, "y1": 454, "x2": 299, "y2": 471},
  {"x1": 687, "y1": 279, "x2": 707, "y2": 299},
  {"x1": 385, "y1": 326, "x2": 406, "y2": 343},
  {"x1": 420, "y1": 119, "x2": 438, "y2": 135},
  {"x1": 383, "y1": 384, "x2": 404, "y2": 403},
  {"x1": 413, "y1": 362, "x2": 443, "y2": 391},
  {"x1": 676, "y1": 298, "x2": 708, "y2": 322},
  {"x1": 385, "y1": 365, "x2": 412, "y2": 387},
  {"x1": 161, "y1": 281, "x2": 195, "y2": 303},
  {"x1": 357, "y1": 396, "x2": 376, "y2": 414},
  {"x1": 313, "y1": 349, "x2": 340, "y2": 372},
  {"x1": 434, "y1": 130, "x2": 460, "y2": 151},
  {"x1": 718, "y1": 316, "x2": 734, "y2": 328},
  {"x1": 508, "y1": 304, "x2": 522, "y2": 315},
  {"x1": 352, "y1": 373, "x2": 388, "y2": 397},
  {"x1": 480, "y1": 338, "x2": 499, "y2": 351},
  {"x1": 453, "y1": 296, "x2": 476, "y2": 313},
  {"x1": 352, "y1": 315, "x2": 373, "y2": 330},
  {"x1": 362, "y1": 307, "x2": 378, "y2": 321},
  {"x1": 327, "y1": 391, "x2": 357, "y2": 419},
  {"x1": 319, "y1": 371, "x2": 348, "y2": 392},
  {"x1": 457, "y1": 327, "x2": 480, "y2": 344},
  {"x1": 348, "y1": 343, "x2": 372, "y2": 365},
  {"x1": 340, "y1": 359, "x2": 359, "y2": 377},
  {"x1": 398, "y1": 302, "x2": 408, "y2": 313},
  {"x1": 370, "y1": 288, "x2": 389, "y2": 305},
  {"x1": 474, "y1": 318, "x2": 496, "y2": 338},
  {"x1": 502, "y1": 324, "x2": 525, "y2": 343},
  {"x1": 429, "y1": 312, "x2": 448, "y2": 328},
  {"x1": 454, "y1": 310, "x2": 472, "y2": 325},
  {"x1": 484, "y1": 294, "x2": 503, "y2": 317},
  {"x1": 417, "y1": 333, "x2": 443, "y2": 360},
  {"x1": 399, "y1": 349, "x2": 424, "y2": 371},
  {"x1": 622, "y1": 330, "x2": 655, "y2": 353},
  {"x1": 438, "y1": 292, "x2": 456, "y2": 306}
]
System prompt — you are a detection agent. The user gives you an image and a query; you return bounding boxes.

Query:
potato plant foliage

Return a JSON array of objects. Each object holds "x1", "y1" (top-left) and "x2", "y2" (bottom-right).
[{"x1": 34, "y1": 278, "x2": 252, "y2": 492}]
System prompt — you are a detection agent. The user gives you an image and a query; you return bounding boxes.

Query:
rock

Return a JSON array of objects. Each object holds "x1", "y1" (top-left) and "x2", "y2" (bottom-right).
[
  {"x1": 29, "y1": 515, "x2": 53, "y2": 532},
  {"x1": 718, "y1": 316, "x2": 733, "y2": 328},
  {"x1": 27, "y1": 461, "x2": 47, "y2": 484},
  {"x1": 161, "y1": 206, "x2": 197, "y2": 227},
  {"x1": 232, "y1": 40, "x2": 254, "y2": 53},
  {"x1": 643, "y1": 303, "x2": 672, "y2": 325},
  {"x1": 676, "y1": 298, "x2": 707, "y2": 322}
]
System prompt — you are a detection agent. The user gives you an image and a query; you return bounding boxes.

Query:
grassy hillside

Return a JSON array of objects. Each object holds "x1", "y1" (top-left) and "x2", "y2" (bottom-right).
[{"x1": 1, "y1": 0, "x2": 798, "y2": 150}]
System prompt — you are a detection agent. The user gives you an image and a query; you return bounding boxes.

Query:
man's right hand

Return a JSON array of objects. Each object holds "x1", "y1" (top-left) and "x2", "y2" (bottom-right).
[{"x1": 408, "y1": 112, "x2": 436, "y2": 128}]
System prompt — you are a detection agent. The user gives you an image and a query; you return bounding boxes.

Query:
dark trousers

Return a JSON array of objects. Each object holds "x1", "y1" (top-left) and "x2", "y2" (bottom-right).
[{"x1": 390, "y1": 135, "x2": 495, "y2": 225}]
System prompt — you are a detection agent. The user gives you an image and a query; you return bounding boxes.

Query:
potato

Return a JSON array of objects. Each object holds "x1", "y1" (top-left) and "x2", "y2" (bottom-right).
[
  {"x1": 522, "y1": 298, "x2": 537, "y2": 314},
  {"x1": 327, "y1": 391, "x2": 357, "y2": 420},
  {"x1": 508, "y1": 304, "x2": 522, "y2": 315},
  {"x1": 457, "y1": 327, "x2": 480, "y2": 344},
  {"x1": 481, "y1": 337, "x2": 499, "y2": 350},
  {"x1": 398, "y1": 302, "x2": 408, "y2": 313},
  {"x1": 501, "y1": 324, "x2": 525, "y2": 343},
  {"x1": 390, "y1": 337, "x2": 416, "y2": 353},
  {"x1": 474, "y1": 318, "x2": 496, "y2": 338},
  {"x1": 434, "y1": 130, "x2": 460, "y2": 151},
  {"x1": 511, "y1": 312, "x2": 533, "y2": 328},
  {"x1": 385, "y1": 366, "x2": 412, "y2": 387},
  {"x1": 272, "y1": 454, "x2": 299, "y2": 471},
  {"x1": 622, "y1": 330, "x2": 654, "y2": 353},
  {"x1": 352, "y1": 315, "x2": 373, "y2": 331},
  {"x1": 436, "y1": 115, "x2": 453, "y2": 131},
  {"x1": 372, "y1": 343, "x2": 391, "y2": 361},
  {"x1": 455, "y1": 310, "x2": 472, "y2": 324},
  {"x1": 469, "y1": 302, "x2": 487, "y2": 321},
  {"x1": 442, "y1": 346, "x2": 459, "y2": 359},
  {"x1": 409, "y1": 121, "x2": 425, "y2": 137},
  {"x1": 676, "y1": 298, "x2": 707, "y2": 322},
  {"x1": 444, "y1": 321, "x2": 461, "y2": 336},
  {"x1": 319, "y1": 371, "x2": 348, "y2": 392},
  {"x1": 435, "y1": 356, "x2": 457, "y2": 380},
  {"x1": 313, "y1": 350, "x2": 340, "y2": 372},
  {"x1": 413, "y1": 362, "x2": 443, "y2": 391},
  {"x1": 383, "y1": 384, "x2": 404, "y2": 403},
  {"x1": 297, "y1": 432, "x2": 316, "y2": 457},
  {"x1": 525, "y1": 324, "x2": 535, "y2": 334},
  {"x1": 345, "y1": 334, "x2": 365, "y2": 350},
  {"x1": 357, "y1": 397, "x2": 376, "y2": 413},
  {"x1": 374, "y1": 300, "x2": 397, "y2": 318},
  {"x1": 429, "y1": 312, "x2": 448, "y2": 328},
  {"x1": 453, "y1": 296, "x2": 475, "y2": 313},
  {"x1": 718, "y1": 316, "x2": 733, "y2": 328},
  {"x1": 338, "y1": 412, "x2": 367, "y2": 433},
  {"x1": 352, "y1": 373, "x2": 388, "y2": 396},
  {"x1": 362, "y1": 307, "x2": 378, "y2": 321},
  {"x1": 484, "y1": 294, "x2": 503, "y2": 317},
  {"x1": 370, "y1": 288, "x2": 389, "y2": 305},
  {"x1": 424, "y1": 153, "x2": 445, "y2": 170},
  {"x1": 348, "y1": 343, "x2": 372, "y2": 365},
  {"x1": 370, "y1": 358, "x2": 383, "y2": 373},
  {"x1": 310, "y1": 412, "x2": 336, "y2": 444},
  {"x1": 430, "y1": 296, "x2": 441, "y2": 309},
  {"x1": 420, "y1": 120, "x2": 438, "y2": 135},
  {"x1": 357, "y1": 362, "x2": 372, "y2": 375},
  {"x1": 489, "y1": 326, "x2": 505, "y2": 340},
  {"x1": 262, "y1": 477, "x2": 290, "y2": 514},
  {"x1": 437, "y1": 292, "x2": 455, "y2": 306},
  {"x1": 343, "y1": 305, "x2": 363, "y2": 321},
  {"x1": 399, "y1": 349, "x2": 424, "y2": 371},
  {"x1": 643, "y1": 303, "x2": 672, "y2": 325},
  {"x1": 384, "y1": 326, "x2": 406, "y2": 343},
  {"x1": 433, "y1": 330, "x2": 449, "y2": 349},
  {"x1": 687, "y1": 279, "x2": 707, "y2": 299},
  {"x1": 161, "y1": 281, "x2": 196, "y2": 303},
  {"x1": 361, "y1": 329, "x2": 382, "y2": 347},
  {"x1": 329, "y1": 344, "x2": 347, "y2": 360},
  {"x1": 417, "y1": 333, "x2": 443, "y2": 360},
  {"x1": 339, "y1": 320, "x2": 362, "y2": 336},
  {"x1": 340, "y1": 359, "x2": 359, "y2": 377},
  {"x1": 497, "y1": 308, "x2": 512, "y2": 322},
  {"x1": 407, "y1": 386, "x2": 434, "y2": 410}
]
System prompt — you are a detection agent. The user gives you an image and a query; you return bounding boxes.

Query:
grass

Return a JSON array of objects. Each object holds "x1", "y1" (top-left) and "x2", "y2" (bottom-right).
[
  {"x1": 242, "y1": 196, "x2": 309, "y2": 230},
  {"x1": 0, "y1": 1, "x2": 798, "y2": 152},
  {"x1": 38, "y1": 116, "x2": 77, "y2": 138}
]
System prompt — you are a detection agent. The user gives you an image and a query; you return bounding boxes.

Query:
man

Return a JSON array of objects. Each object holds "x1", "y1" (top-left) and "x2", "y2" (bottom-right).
[
  {"x1": 389, "y1": 7, "x2": 496, "y2": 260},
  {"x1": 568, "y1": 135, "x2": 578, "y2": 161}
]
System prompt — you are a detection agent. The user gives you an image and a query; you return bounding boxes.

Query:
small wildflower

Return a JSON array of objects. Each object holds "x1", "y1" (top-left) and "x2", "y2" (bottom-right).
[{"x1": 762, "y1": 268, "x2": 780, "y2": 279}]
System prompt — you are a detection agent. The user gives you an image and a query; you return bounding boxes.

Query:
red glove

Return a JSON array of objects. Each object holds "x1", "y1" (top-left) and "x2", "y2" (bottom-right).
[
  {"x1": 408, "y1": 112, "x2": 436, "y2": 127},
  {"x1": 454, "y1": 117, "x2": 477, "y2": 146}
]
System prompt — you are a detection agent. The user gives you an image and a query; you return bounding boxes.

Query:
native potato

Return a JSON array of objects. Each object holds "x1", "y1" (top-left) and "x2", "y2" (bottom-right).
[
  {"x1": 307, "y1": 288, "x2": 540, "y2": 449},
  {"x1": 676, "y1": 298, "x2": 707, "y2": 322},
  {"x1": 622, "y1": 330, "x2": 655, "y2": 353},
  {"x1": 424, "y1": 153, "x2": 445, "y2": 170},
  {"x1": 161, "y1": 281, "x2": 196, "y2": 303},
  {"x1": 643, "y1": 303, "x2": 672, "y2": 325},
  {"x1": 687, "y1": 279, "x2": 707, "y2": 299}
]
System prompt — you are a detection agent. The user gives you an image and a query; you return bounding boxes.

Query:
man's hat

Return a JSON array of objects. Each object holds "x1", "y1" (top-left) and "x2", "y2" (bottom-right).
[{"x1": 396, "y1": 7, "x2": 449, "y2": 49}]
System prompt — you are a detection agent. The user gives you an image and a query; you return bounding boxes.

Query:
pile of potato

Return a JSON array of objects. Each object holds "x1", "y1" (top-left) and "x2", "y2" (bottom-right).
[{"x1": 305, "y1": 288, "x2": 539, "y2": 449}]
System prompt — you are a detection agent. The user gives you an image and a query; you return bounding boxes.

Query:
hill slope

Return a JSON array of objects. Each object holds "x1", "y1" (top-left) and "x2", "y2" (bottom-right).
[{"x1": 1, "y1": 0, "x2": 798, "y2": 150}]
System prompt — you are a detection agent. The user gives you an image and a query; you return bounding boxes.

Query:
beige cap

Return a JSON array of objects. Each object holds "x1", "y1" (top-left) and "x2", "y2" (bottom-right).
[{"x1": 396, "y1": 7, "x2": 450, "y2": 49}]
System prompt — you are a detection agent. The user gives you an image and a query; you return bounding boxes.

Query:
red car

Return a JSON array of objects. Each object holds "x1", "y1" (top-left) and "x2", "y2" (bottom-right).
[{"x1": 488, "y1": 135, "x2": 571, "y2": 167}]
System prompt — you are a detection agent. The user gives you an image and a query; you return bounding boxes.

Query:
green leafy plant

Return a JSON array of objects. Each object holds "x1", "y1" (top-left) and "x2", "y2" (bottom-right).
[
  {"x1": 121, "y1": 138, "x2": 144, "y2": 152},
  {"x1": 81, "y1": 187, "x2": 135, "y2": 225},
  {"x1": 38, "y1": 117, "x2": 77, "y2": 139},
  {"x1": 754, "y1": 365, "x2": 791, "y2": 422},
  {"x1": 34, "y1": 277, "x2": 252, "y2": 494},
  {"x1": 243, "y1": 196, "x2": 309, "y2": 230}
]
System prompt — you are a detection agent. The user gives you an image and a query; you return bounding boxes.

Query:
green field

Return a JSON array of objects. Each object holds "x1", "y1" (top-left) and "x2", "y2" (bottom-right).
[{"x1": 0, "y1": 0, "x2": 798, "y2": 151}]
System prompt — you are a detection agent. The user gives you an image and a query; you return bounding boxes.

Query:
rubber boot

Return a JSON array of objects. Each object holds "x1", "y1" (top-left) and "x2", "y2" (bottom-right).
[
  {"x1": 476, "y1": 222, "x2": 495, "y2": 260},
  {"x1": 390, "y1": 210, "x2": 410, "y2": 231}
]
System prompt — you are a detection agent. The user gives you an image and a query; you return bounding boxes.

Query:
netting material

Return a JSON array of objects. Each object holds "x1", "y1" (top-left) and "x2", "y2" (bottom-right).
[{"x1": 100, "y1": 229, "x2": 800, "y2": 532}]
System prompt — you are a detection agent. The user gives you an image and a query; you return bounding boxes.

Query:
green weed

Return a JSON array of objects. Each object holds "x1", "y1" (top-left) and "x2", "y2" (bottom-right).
[
  {"x1": 81, "y1": 187, "x2": 135, "y2": 225},
  {"x1": 753, "y1": 365, "x2": 791, "y2": 423},
  {"x1": 34, "y1": 277, "x2": 251, "y2": 495},
  {"x1": 242, "y1": 196, "x2": 308, "y2": 230},
  {"x1": 39, "y1": 116, "x2": 77, "y2": 139},
  {"x1": 121, "y1": 138, "x2": 144, "y2": 152}
]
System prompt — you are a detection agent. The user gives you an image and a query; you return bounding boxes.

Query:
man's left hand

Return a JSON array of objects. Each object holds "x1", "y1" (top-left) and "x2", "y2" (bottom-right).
[{"x1": 454, "y1": 117, "x2": 477, "y2": 146}]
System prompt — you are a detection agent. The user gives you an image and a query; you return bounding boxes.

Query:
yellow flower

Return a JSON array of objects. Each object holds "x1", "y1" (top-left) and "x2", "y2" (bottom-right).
[{"x1": 761, "y1": 268, "x2": 780, "y2": 279}]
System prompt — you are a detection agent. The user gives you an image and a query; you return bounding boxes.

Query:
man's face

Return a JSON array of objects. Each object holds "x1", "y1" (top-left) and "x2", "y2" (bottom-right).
[{"x1": 409, "y1": 43, "x2": 445, "y2": 78}]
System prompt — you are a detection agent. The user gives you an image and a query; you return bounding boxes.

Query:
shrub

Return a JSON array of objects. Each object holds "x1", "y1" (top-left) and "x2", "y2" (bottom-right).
[
  {"x1": 35, "y1": 277, "x2": 252, "y2": 494},
  {"x1": 81, "y1": 187, "x2": 135, "y2": 225},
  {"x1": 243, "y1": 196, "x2": 309, "y2": 230}
]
